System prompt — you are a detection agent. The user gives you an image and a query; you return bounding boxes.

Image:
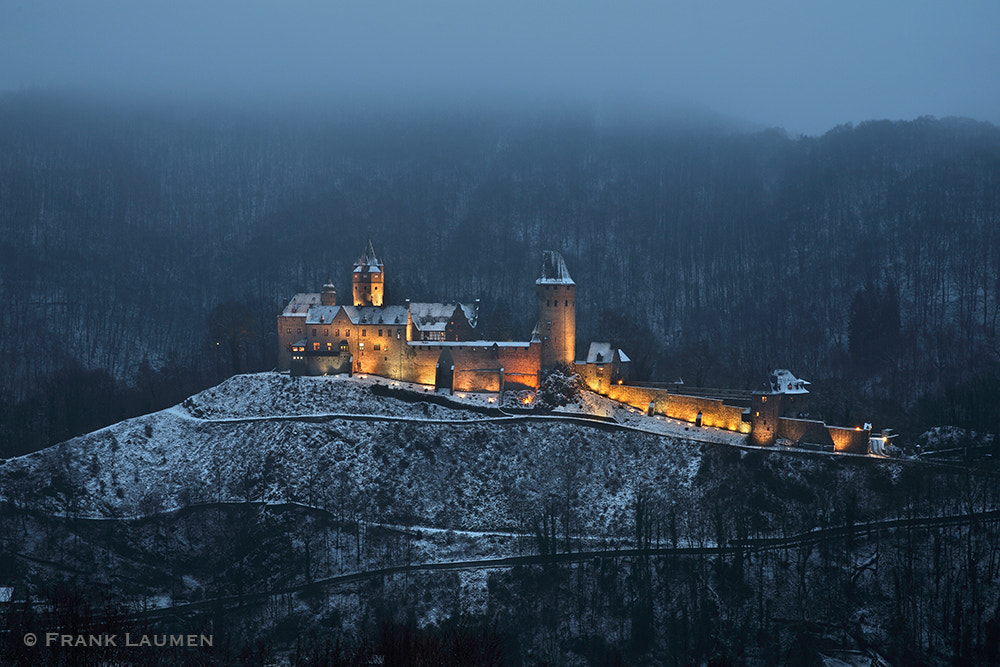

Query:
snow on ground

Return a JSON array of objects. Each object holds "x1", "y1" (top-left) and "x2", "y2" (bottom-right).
[{"x1": 0, "y1": 372, "x2": 719, "y2": 542}]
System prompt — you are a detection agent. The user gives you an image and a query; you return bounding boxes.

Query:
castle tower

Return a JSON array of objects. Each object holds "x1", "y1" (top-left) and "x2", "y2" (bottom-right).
[
  {"x1": 352, "y1": 240, "x2": 384, "y2": 307},
  {"x1": 535, "y1": 250, "x2": 576, "y2": 367},
  {"x1": 321, "y1": 280, "x2": 337, "y2": 306}
]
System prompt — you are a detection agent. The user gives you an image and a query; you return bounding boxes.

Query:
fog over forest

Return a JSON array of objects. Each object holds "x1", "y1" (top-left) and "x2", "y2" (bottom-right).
[{"x1": 1, "y1": 93, "x2": 999, "y2": 455}]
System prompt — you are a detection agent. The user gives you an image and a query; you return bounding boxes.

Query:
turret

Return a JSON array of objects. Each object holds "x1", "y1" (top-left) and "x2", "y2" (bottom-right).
[
  {"x1": 352, "y1": 240, "x2": 384, "y2": 307},
  {"x1": 321, "y1": 280, "x2": 337, "y2": 306},
  {"x1": 535, "y1": 250, "x2": 576, "y2": 367}
]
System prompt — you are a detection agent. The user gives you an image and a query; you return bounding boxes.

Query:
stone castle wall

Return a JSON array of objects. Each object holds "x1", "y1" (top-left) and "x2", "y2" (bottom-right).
[
  {"x1": 599, "y1": 383, "x2": 751, "y2": 434},
  {"x1": 778, "y1": 418, "x2": 832, "y2": 446},
  {"x1": 828, "y1": 426, "x2": 870, "y2": 454}
]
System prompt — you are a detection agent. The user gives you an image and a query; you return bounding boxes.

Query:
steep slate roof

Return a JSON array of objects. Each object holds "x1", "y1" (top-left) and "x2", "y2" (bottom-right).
[
  {"x1": 536, "y1": 250, "x2": 575, "y2": 285},
  {"x1": 353, "y1": 240, "x2": 383, "y2": 272}
]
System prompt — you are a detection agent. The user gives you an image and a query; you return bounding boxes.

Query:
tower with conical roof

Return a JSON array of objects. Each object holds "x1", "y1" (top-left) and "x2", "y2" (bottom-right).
[
  {"x1": 352, "y1": 240, "x2": 384, "y2": 306},
  {"x1": 536, "y1": 250, "x2": 576, "y2": 367}
]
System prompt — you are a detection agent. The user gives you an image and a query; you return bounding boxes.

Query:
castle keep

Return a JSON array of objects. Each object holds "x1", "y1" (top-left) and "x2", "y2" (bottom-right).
[{"x1": 277, "y1": 244, "x2": 596, "y2": 392}]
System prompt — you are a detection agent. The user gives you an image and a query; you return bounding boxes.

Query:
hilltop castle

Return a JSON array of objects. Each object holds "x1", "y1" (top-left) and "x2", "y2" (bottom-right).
[{"x1": 277, "y1": 243, "x2": 628, "y2": 393}]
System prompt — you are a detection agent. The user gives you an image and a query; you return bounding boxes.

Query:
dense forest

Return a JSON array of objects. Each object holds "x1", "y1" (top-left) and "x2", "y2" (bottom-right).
[{"x1": 2, "y1": 92, "x2": 1000, "y2": 455}]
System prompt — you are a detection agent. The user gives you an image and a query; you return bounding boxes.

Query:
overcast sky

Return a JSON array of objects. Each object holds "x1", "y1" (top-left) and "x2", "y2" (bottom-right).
[{"x1": 2, "y1": 0, "x2": 998, "y2": 135}]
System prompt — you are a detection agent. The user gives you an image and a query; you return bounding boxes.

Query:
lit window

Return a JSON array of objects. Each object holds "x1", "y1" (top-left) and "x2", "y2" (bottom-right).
[
  {"x1": 346, "y1": 330, "x2": 350, "y2": 337},
  {"x1": 286, "y1": 328, "x2": 291, "y2": 334},
  {"x1": 359, "y1": 342, "x2": 365, "y2": 351},
  {"x1": 374, "y1": 343, "x2": 381, "y2": 351},
  {"x1": 324, "y1": 329, "x2": 329, "y2": 336},
  {"x1": 335, "y1": 329, "x2": 339, "y2": 337},
  {"x1": 327, "y1": 342, "x2": 332, "y2": 351},
  {"x1": 313, "y1": 342, "x2": 320, "y2": 351}
]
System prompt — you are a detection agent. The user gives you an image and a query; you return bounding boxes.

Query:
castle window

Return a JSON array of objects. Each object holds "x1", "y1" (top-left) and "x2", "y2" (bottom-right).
[
  {"x1": 359, "y1": 342, "x2": 365, "y2": 351},
  {"x1": 286, "y1": 328, "x2": 291, "y2": 334},
  {"x1": 324, "y1": 329, "x2": 329, "y2": 336},
  {"x1": 339, "y1": 341, "x2": 349, "y2": 354},
  {"x1": 312, "y1": 328, "x2": 317, "y2": 337},
  {"x1": 362, "y1": 329, "x2": 366, "y2": 337},
  {"x1": 335, "y1": 329, "x2": 339, "y2": 337},
  {"x1": 378, "y1": 329, "x2": 383, "y2": 336},
  {"x1": 286, "y1": 343, "x2": 292, "y2": 351},
  {"x1": 327, "y1": 342, "x2": 332, "y2": 351},
  {"x1": 374, "y1": 343, "x2": 381, "y2": 351},
  {"x1": 346, "y1": 330, "x2": 350, "y2": 336},
  {"x1": 565, "y1": 300, "x2": 568, "y2": 306},
  {"x1": 313, "y1": 342, "x2": 320, "y2": 351},
  {"x1": 297, "y1": 328, "x2": 302, "y2": 334}
]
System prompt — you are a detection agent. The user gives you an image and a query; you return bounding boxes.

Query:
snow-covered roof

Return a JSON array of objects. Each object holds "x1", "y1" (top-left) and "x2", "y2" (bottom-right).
[
  {"x1": 586, "y1": 342, "x2": 613, "y2": 364},
  {"x1": 409, "y1": 302, "x2": 475, "y2": 332},
  {"x1": 305, "y1": 306, "x2": 340, "y2": 325},
  {"x1": 353, "y1": 239, "x2": 383, "y2": 272},
  {"x1": 764, "y1": 369, "x2": 810, "y2": 395},
  {"x1": 354, "y1": 305, "x2": 408, "y2": 326},
  {"x1": 282, "y1": 293, "x2": 321, "y2": 316},
  {"x1": 460, "y1": 303, "x2": 479, "y2": 328},
  {"x1": 585, "y1": 342, "x2": 631, "y2": 365},
  {"x1": 536, "y1": 250, "x2": 575, "y2": 285}
]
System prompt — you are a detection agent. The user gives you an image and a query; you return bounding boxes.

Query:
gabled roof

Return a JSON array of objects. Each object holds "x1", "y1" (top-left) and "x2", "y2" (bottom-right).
[
  {"x1": 409, "y1": 302, "x2": 464, "y2": 332},
  {"x1": 355, "y1": 305, "x2": 408, "y2": 326},
  {"x1": 282, "y1": 293, "x2": 321, "y2": 316},
  {"x1": 305, "y1": 306, "x2": 340, "y2": 325},
  {"x1": 586, "y1": 342, "x2": 613, "y2": 364},
  {"x1": 536, "y1": 250, "x2": 575, "y2": 285},
  {"x1": 585, "y1": 342, "x2": 631, "y2": 365}
]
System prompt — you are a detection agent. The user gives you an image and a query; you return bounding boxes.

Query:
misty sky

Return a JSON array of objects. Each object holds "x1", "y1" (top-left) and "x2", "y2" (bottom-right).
[{"x1": 2, "y1": 0, "x2": 998, "y2": 135}]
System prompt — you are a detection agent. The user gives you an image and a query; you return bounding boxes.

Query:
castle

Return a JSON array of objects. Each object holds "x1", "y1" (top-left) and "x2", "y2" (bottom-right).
[
  {"x1": 277, "y1": 243, "x2": 629, "y2": 393},
  {"x1": 277, "y1": 244, "x2": 876, "y2": 454}
]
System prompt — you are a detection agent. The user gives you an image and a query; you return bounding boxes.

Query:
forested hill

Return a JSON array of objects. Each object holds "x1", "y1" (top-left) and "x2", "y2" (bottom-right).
[{"x1": 2, "y1": 92, "x2": 999, "y2": 454}]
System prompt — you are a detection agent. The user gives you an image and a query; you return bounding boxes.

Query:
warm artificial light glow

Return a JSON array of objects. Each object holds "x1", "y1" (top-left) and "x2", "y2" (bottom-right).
[{"x1": 522, "y1": 395, "x2": 534, "y2": 405}]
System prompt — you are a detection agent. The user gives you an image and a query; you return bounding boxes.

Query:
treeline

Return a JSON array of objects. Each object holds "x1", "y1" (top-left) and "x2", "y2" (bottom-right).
[{"x1": 2, "y1": 92, "x2": 1000, "y2": 450}]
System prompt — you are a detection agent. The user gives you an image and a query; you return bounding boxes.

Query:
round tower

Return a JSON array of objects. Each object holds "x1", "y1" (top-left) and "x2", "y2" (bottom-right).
[
  {"x1": 535, "y1": 250, "x2": 576, "y2": 367},
  {"x1": 352, "y1": 240, "x2": 384, "y2": 307},
  {"x1": 321, "y1": 280, "x2": 337, "y2": 306}
]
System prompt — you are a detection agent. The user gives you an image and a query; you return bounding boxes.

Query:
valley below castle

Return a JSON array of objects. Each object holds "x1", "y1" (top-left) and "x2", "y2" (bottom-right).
[{"x1": 2, "y1": 372, "x2": 999, "y2": 664}]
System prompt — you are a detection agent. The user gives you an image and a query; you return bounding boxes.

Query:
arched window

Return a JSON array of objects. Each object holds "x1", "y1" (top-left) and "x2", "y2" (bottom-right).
[{"x1": 339, "y1": 340, "x2": 349, "y2": 355}]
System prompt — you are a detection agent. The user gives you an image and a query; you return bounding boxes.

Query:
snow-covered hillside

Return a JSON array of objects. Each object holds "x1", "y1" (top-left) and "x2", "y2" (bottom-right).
[{"x1": 1, "y1": 373, "x2": 710, "y2": 536}]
